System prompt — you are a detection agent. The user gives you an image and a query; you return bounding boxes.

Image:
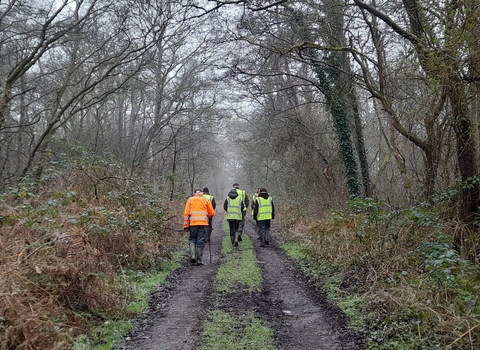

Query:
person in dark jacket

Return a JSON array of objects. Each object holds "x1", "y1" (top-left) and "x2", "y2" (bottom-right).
[
  {"x1": 223, "y1": 188, "x2": 245, "y2": 246},
  {"x1": 251, "y1": 187, "x2": 261, "y2": 239},
  {"x1": 203, "y1": 187, "x2": 216, "y2": 243},
  {"x1": 253, "y1": 187, "x2": 274, "y2": 247},
  {"x1": 233, "y1": 182, "x2": 249, "y2": 241}
]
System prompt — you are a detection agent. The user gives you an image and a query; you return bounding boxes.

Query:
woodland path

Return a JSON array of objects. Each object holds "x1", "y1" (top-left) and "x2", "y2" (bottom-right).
[{"x1": 114, "y1": 210, "x2": 365, "y2": 350}]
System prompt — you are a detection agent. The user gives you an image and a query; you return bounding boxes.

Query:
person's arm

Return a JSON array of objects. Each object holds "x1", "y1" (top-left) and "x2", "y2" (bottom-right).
[
  {"x1": 253, "y1": 200, "x2": 258, "y2": 220},
  {"x1": 223, "y1": 198, "x2": 228, "y2": 211},
  {"x1": 207, "y1": 199, "x2": 215, "y2": 217},
  {"x1": 183, "y1": 198, "x2": 191, "y2": 229},
  {"x1": 212, "y1": 197, "x2": 216, "y2": 209},
  {"x1": 271, "y1": 199, "x2": 275, "y2": 220}
]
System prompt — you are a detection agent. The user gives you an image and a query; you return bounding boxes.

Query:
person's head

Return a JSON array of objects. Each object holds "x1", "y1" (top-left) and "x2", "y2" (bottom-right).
[
  {"x1": 259, "y1": 187, "x2": 267, "y2": 194},
  {"x1": 194, "y1": 188, "x2": 203, "y2": 195},
  {"x1": 203, "y1": 187, "x2": 210, "y2": 194},
  {"x1": 233, "y1": 182, "x2": 240, "y2": 188}
]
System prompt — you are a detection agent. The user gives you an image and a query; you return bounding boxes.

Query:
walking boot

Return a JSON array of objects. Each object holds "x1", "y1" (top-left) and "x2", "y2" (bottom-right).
[
  {"x1": 234, "y1": 231, "x2": 239, "y2": 247},
  {"x1": 260, "y1": 231, "x2": 265, "y2": 247},
  {"x1": 238, "y1": 221, "x2": 244, "y2": 241},
  {"x1": 189, "y1": 243, "x2": 196, "y2": 264},
  {"x1": 195, "y1": 247, "x2": 204, "y2": 265}
]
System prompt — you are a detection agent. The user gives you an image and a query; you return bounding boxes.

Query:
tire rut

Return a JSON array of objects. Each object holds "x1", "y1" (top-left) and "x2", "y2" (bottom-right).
[{"x1": 115, "y1": 211, "x2": 365, "y2": 350}]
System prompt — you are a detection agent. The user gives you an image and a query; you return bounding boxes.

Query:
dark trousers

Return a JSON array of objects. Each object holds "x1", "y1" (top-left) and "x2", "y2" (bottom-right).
[
  {"x1": 227, "y1": 220, "x2": 240, "y2": 236},
  {"x1": 258, "y1": 220, "x2": 271, "y2": 245},
  {"x1": 188, "y1": 226, "x2": 208, "y2": 248},
  {"x1": 238, "y1": 211, "x2": 246, "y2": 233}
]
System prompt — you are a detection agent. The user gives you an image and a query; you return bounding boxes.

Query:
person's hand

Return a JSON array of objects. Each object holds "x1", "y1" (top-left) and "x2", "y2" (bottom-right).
[{"x1": 184, "y1": 227, "x2": 190, "y2": 232}]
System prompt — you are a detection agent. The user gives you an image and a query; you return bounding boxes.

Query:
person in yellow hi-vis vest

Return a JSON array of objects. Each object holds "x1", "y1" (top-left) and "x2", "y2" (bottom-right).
[
  {"x1": 253, "y1": 187, "x2": 274, "y2": 247},
  {"x1": 232, "y1": 182, "x2": 249, "y2": 241},
  {"x1": 223, "y1": 187, "x2": 245, "y2": 246},
  {"x1": 184, "y1": 189, "x2": 215, "y2": 265},
  {"x1": 251, "y1": 188, "x2": 260, "y2": 239},
  {"x1": 202, "y1": 187, "x2": 216, "y2": 243}
]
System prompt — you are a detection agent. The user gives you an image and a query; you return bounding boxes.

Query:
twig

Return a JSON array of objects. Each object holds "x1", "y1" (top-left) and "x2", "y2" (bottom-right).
[
  {"x1": 16, "y1": 238, "x2": 57, "y2": 267},
  {"x1": 446, "y1": 323, "x2": 480, "y2": 348}
]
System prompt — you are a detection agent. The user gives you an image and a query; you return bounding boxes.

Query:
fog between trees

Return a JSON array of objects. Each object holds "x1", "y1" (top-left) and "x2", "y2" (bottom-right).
[{"x1": 1, "y1": 0, "x2": 479, "y2": 245}]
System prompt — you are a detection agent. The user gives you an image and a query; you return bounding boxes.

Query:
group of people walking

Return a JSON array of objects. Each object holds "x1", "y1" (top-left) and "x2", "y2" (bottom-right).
[{"x1": 183, "y1": 183, "x2": 274, "y2": 266}]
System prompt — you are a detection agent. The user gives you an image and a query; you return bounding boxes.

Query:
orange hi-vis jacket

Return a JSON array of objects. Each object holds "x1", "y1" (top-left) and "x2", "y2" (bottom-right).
[{"x1": 184, "y1": 193, "x2": 215, "y2": 228}]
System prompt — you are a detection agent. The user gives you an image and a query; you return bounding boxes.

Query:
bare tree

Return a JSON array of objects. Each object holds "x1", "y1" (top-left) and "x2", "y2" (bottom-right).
[
  {"x1": 352, "y1": 0, "x2": 480, "y2": 242},
  {"x1": 0, "y1": 0, "x2": 154, "y2": 186}
]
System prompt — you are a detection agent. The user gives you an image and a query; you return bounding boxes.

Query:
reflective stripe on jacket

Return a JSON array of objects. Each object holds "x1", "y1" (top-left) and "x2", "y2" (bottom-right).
[
  {"x1": 225, "y1": 196, "x2": 242, "y2": 220},
  {"x1": 256, "y1": 197, "x2": 273, "y2": 221},
  {"x1": 184, "y1": 193, "x2": 215, "y2": 228},
  {"x1": 236, "y1": 188, "x2": 248, "y2": 211}
]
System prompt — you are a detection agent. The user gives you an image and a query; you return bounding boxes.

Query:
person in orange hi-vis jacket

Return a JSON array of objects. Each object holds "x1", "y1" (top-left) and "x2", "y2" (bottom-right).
[{"x1": 183, "y1": 188, "x2": 215, "y2": 265}]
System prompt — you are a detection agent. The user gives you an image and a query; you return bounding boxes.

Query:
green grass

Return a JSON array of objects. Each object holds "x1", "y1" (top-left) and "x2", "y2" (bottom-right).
[
  {"x1": 214, "y1": 234, "x2": 262, "y2": 292},
  {"x1": 199, "y1": 221, "x2": 275, "y2": 349},
  {"x1": 279, "y1": 237, "x2": 365, "y2": 330},
  {"x1": 198, "y1": 310, "x2": 275, "y2": 350},
  {"x1": 124, "y1": 256, "x2": 181, "y2": 313},
  {"x1": 337, "y1": 295, "x2": 364, "y2": 329},
  {"x1": 279, "y1": 241, "x2": 307, "y2": 260},
  {"x1": 72, "y1": 252, "x2": 183, "y2": 350},
  {"x1": 73, "y1": 319, "x2": 132, "y2": 350}
]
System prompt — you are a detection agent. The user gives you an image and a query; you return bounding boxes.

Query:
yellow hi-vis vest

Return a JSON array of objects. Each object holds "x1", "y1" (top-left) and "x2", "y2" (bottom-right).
[
  {"x1": 251, "y1": 194, "x2": 258, "y2": 215},
  {"x1": 256, "y1": 197, "x2": 273, "y2": 220},
  {"x1": 236, "y1": 188, "x2": 247, "y2": 212},
  {"x1": 225, "y1": 196, "x2": 242, "y2": 220}
]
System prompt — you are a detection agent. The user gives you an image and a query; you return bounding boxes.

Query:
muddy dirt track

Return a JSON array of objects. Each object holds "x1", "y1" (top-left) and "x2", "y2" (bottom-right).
[{"x1": 114, "y1": 210, "x2": 366, "y2": 350}]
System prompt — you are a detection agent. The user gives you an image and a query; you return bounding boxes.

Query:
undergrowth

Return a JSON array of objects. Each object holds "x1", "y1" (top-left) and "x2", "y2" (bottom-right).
[
  {"x1": 0, "y1": 150, "x2": 185, "y2": 350},
  {"x1": 275, "y1": 198, "x2": 480, "y2": 349}
]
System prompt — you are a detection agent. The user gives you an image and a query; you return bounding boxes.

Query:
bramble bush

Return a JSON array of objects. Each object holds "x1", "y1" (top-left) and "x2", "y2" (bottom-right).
[
  {"x1": 275, "y1": 197, "x2": 480, "y2": 349},
  {"x1": 0, "y1": 151, "x2": 183, "y2": 350}
]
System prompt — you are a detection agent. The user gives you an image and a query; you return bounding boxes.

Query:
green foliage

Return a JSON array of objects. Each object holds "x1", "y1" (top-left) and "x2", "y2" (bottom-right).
[
  {"x1": 347, "y1": 197, "x2": 381, "y2": 214},
  {"x1": 0, "y1": 151, "x2": 184, "y2": 350},
  {"x1": 279, "y1": 241, "x2": 307, "y2": 260},
  {"x1": 337, "y1": 296, "x2": 364, "y2": 329},
  {"x1": 322, "y1": 276, "x2": 341, "y2": 297},
  {"x1": 276, "y1": 199, "x2": 480, "y2": 349},
  {"x1": 72, "y1": 255, "x2": 182, "y2": 350},
  {"x1": 6, "y1": 186, "x2": 34, "y2": 199},
  {"x1": 419, "y1": 241, "x2": 480, "y2": 309},
  {"x1": 310, "y1": 50, "x2": 361, "y2": 198},
  {"x1": 73, "y1": 318, "x2": 132, "y2": 350},
  {"x1": 461, "y1": 176, "x2": 480, "y2": 190},
  {"x1": 403, "y1": 203, "x2": 438, "y2": 227},
  {"x1": 124, "y1": 260, "x2": 181, "y2": 313},
  {"x1": 431, "y1": 187, "x2": 458, "y2": 203}
]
